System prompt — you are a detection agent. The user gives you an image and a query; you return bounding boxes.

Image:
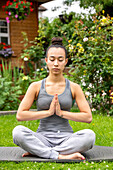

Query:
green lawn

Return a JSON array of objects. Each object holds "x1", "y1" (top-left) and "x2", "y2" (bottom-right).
[{"x1": 0, "y1": 111, "x2": 113, "y2": 169}]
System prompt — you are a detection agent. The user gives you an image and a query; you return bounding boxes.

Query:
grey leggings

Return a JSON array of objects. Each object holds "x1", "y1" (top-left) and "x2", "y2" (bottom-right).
[{"x1": 13, "y1": 125, "x2": 95, "y2": 159}]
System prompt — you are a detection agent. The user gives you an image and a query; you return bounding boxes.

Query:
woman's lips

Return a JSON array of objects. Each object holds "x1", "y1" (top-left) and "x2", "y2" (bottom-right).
[{"x1": 53, "y1": 68, "x2": 59, "y2": 71}]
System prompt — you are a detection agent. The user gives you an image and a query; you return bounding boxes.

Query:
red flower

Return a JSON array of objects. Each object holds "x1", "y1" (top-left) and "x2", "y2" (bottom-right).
[
  {"x1": 30, "y1": 2, "x2": 33, "y2": 6},
  {"x1": 3, "y1": 43, "x2": 6, "y2": 45},
  {"x1": 3, "y1": 46, "x2": 6, "y2": 49},
  {"x1": 6, "y1": 0, "x2": 10, "y2": 6},
  {"x1": 30, "y1": 8, "x2": 33, "y2": 12},
  {"x1": 23, "y1": 6, "x2": 26, "y2": 8},
  {"x1": 21, "y1": 1, "x2": 23, "y2": 4},
  {"x1": 6, "y1": 11, "x2": 8, "y2": 14},
  {"x1": 14, "y1": 0, "x2": 16, "y2": 2},
  {"x1": 15, "y1": 5, "x2": 18, "y2": 8},
  {"x1": 10, "y1": 3, "x2": 13, "y2": 5},
  {"x1": 2, "y1": 5, "x2": 6, "y2": 9}
]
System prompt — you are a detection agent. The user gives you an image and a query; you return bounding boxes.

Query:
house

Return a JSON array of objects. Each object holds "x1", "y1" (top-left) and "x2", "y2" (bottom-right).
[
  {"x1": 0, "y1": 0, "x2": 52, "y2": 69},
  {"x1": 38, "y1": 5, "x2": 47, "y2": 19}
]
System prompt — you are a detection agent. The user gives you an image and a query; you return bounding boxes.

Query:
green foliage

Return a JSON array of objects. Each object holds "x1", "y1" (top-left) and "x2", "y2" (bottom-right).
[
  {"x1": 0, "y1": 77, "x2": 22, "y2": 110},
  {"x1": 0, "y1": 60, "x2": 21, "y2": 85},
  {"x1": 0, "y1": 61, "x2": 22, "y2": 110},
  {"x1": 17, "y1": 73, "x2": 32, "y2": 94},
  {"x1": 39, "y1": 17, "x2": 53, "y2": 48},
  {"x1": 63, "y1": 0, "x2": 113, "y2": 16},
  {"x1": 65, "y1": 14, "x2": 113, "y2": 114},
  {"x1": 64, "y1": 0, "x2": 113, "y2": 7},
  {"x1": 33, "y1": 67, "x2": 48, "y2": 81},
  {"x1": 21, "y1": 30, "x2": 45, "y2": 75},
  {"x1": 39, "y1": 12, "x2": 94, "y2": 48}
]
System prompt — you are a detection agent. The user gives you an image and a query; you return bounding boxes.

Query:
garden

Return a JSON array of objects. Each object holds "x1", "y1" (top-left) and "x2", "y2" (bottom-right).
[{"x1": 0, "y1": 0, "x2": 113, "y2": 169}]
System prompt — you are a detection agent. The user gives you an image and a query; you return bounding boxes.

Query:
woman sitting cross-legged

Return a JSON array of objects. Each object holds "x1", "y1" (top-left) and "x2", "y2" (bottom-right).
[{"x1": 13, "y1": 37, "x2": 95, "y2": 160}]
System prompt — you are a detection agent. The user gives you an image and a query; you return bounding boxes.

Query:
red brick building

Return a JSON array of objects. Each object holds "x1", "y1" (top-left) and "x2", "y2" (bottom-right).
[{"x1": 0, "y1": 0, "x2": 52, "y2": 68}]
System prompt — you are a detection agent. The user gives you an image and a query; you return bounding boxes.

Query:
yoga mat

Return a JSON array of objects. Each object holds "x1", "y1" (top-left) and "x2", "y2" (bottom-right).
[{"x1": 0, "y1": 146, "x2": 113, "y2": 162}]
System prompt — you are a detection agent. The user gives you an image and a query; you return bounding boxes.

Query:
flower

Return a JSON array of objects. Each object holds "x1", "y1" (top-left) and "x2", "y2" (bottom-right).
[
  {"x1": 90, "y1": 53, "x2": 93, "y2": 56},
  {"x1": 69, "y1": 45, "x2": 74, "y2": 52},
  {"x1": 68, "y1": 40, "x2": 72, "y2": 43},
  {"x1": 15, "y1": 14, "x2": 18, "y2": 18},
  {"x1": 92, "y1": 108, "x2": 96, "y2": 112},
  {"x1": 2, "y1": 0, "x2": 34, "y2": 22},
  {"x1": 77, "y1": 43, "x2": 82, "y2": 47},
  {"x1": 78, "y1": 47, "x2": 84, "y2": 53},
  {"x1": 101, "y1": 16, "x2": 107, "y2": 23},
  {"x1": 102, "y1": 10, "x2": 105, "y2": 14},
  {"x1": 0, "y1": 42, "x2": 13, "y2": 59},
  {"x1": 41, "y1": 68, "x2": 44, "y2": 71},
  {"x1": 8, "y1": 12, "x2": 11, "y2": 15},
  {"x1": 110, "y1": 92, "x2": 113, "y2": 96},
  {"x1": 22, "y1": 76, "x2": 29, "y2": 81},
  {"x1": 83, "y1": 37, "x2": 88, "y2": 42},
  {"x1": 110, "y1": 92, "x2": 113, "y2": 103},
  {"x1": 24, "y1": 57, "x2": 28, "y2": 61}
]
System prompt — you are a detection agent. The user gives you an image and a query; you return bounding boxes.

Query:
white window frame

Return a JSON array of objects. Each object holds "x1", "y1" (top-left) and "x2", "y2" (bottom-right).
[{"x1": 0, "y1": 20, "x2": 10, "y2": 44}]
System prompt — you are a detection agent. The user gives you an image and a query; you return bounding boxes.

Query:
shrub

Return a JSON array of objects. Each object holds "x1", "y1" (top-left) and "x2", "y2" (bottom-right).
[
  {"x1": 65, "y1": 13, "x2": 113, "y2": 114},
  {"x1": 0, "y1": 61, "x2": 22, "y2": 110},
  {"x1": 0, "y1": 77, "x2": 22, "y2": 110}
]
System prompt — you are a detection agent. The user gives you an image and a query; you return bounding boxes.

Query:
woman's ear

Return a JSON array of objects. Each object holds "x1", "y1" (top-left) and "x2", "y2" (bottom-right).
[
  {"x1": 45, "y1": 57, "x2": 47, "y2": 63},
  {"x1": 65, "y1": 58, "x2": 68, "y2": 66}
]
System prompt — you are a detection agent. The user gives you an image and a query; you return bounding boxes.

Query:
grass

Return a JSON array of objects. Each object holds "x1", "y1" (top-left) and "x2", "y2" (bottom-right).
[{"x1": 0, "y1": 110, "x2": 113, "y2": 169}]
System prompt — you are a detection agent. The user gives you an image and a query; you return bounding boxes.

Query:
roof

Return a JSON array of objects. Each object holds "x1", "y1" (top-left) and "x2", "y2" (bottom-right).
[
  {"x1": 38, "y1": 5, "x2": 47, "y2": 11},
  {"x1": 30, "y1": 0, "x2": 53, "y2": 5}
]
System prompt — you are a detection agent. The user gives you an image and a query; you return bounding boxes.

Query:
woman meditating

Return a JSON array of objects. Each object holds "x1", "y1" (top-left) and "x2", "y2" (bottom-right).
[{"x1": 13, "y1": 37, "x2": 95, "y2": 160}]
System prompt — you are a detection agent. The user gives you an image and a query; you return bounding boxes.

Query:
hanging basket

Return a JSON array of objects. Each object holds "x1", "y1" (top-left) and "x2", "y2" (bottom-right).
[
  {"x1": 0, "y1": 42, "x2": 14, "y2": 59},
  {"x1": 2, "y1": 0, "x2": 34, "y2": 23}
]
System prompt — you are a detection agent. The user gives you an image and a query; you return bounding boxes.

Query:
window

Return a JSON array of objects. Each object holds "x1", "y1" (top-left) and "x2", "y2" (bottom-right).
[{"x1": 0, "y1": 20, "x2": 10, "y2": 44}]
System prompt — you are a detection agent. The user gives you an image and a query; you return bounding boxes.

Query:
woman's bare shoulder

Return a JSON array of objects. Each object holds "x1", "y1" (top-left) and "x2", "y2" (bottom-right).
[
  {"x1": 30, "y1": 80, "x2": 42, "y2": 91},
  {"x1": 69, "y1": 80, "x2": 81, "y2": 89},
  {"x1": 27, "y1": 80, "x2": 42, "y2": 99},
  {"x1": 69, "y1": 80, "x2": 82, "y2": 98},
  {"x1": 30, "y1": 80, "x2": 42, "y2": 88}
]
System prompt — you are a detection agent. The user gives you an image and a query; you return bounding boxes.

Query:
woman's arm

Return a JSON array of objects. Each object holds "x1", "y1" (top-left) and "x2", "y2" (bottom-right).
[
  {"x1": 56, "y1": 82, "x2": 92, "y2": 123},
  {"x1": 16, "y1": 82, "x2": 54, "y2": 121}
]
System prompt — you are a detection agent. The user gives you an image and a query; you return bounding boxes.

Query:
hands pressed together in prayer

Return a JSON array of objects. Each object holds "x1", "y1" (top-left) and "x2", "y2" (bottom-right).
[{"x1": 49, "y1": 94, "x2": 63, "y2": 117}]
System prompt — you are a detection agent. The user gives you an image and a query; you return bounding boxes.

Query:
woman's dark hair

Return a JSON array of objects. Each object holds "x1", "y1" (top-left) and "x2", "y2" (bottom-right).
[{"x1": 46, "y1": 37, "x2": 67, "y2": 58}]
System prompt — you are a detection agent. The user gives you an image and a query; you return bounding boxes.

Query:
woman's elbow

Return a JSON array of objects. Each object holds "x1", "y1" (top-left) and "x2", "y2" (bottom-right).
[
  {"x1": 16, "y1": 113, "x2": 22, "y2": 121},
  {"x1": 87, "y1": 114, "x2": 92, "y2": 123}
]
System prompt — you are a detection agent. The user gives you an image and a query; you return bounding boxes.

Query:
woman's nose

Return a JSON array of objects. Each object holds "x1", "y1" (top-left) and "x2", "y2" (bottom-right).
[{"x1": 54, "y1": 59, "x2": 58, "y2": 66}]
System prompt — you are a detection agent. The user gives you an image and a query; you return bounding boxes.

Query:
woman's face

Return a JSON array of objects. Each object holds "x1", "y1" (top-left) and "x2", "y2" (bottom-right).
[{"x1": 45, "y1": 47, "x2": 68, "y2": 75}]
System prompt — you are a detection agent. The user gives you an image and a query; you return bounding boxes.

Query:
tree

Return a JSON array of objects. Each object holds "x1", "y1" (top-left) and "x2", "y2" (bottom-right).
[{"x1": 63, "y1": 0, "x2": 113, "y2": 16}]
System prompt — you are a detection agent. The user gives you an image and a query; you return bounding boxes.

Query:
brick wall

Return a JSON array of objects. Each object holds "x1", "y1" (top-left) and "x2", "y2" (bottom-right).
[{"x1": 0, "y1": 1, "x2": 38, "y2": 69}]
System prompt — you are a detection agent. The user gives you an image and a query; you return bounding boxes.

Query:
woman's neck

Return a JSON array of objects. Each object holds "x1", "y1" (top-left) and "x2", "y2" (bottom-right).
[{"x1": 47, "y1": 74, "x2": 65, "y2": 83}]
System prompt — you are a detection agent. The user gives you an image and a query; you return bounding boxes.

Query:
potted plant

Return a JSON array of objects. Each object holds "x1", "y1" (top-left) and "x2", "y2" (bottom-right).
[
  {"x1": 0, "y1": 42, "x2": 14, "y2": 59},
  {"x1": 2, "y1": 0, "x2": 34, "y2": 23}
]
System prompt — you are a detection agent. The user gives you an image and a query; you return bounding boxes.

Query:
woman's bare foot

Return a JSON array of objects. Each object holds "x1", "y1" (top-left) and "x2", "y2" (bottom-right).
[
  {"x1": 22, "y1": 152, "x2": 33, "y2": 157},
  {"x1": 58, "y1": 152, "x2": 85, "y2": 160}
]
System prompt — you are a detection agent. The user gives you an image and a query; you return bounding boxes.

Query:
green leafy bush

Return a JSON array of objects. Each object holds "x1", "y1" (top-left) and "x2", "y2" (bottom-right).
[
  {"x1": 0, "y1": 61, "x2": 22, "y2": 110},
  {"x1": 17, "y1": 73, "x2": 32, "y2": 94},
  {"x1": 21, "y1": 30, "x2": 46, "y2": 76},
  {"x1": 0, "y1": 77, "x2": 22, "y2": 110},
  {"x1": 65, "y1": 14, "x2": 113, "y2": 114}
]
